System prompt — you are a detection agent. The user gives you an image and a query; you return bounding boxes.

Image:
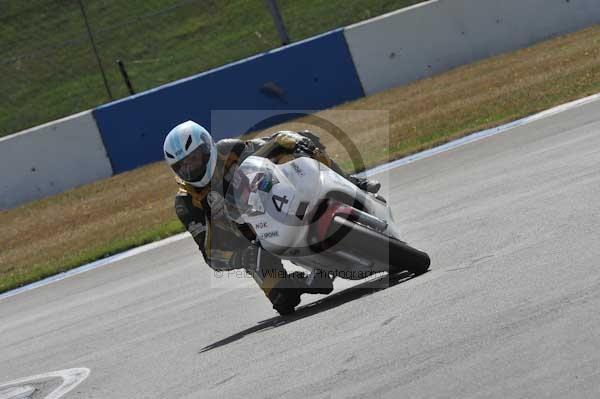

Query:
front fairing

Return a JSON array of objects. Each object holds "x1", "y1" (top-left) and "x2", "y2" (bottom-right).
[
  {"x1": 225, "y1": 155, "x2": 403, "y2": 259},
  {"x1": 225, "y1": 156, "x2": 319, "y2": 255}
]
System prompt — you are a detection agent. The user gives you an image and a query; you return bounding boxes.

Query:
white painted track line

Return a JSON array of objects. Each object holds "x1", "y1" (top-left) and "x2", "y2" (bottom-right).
[
  {"x1": 363, "y1": 92, "x2": 600, "y2": 176},
  {"x1": 0, "y1": 233, "x2": 187, "y2": 301},
  {"x1": 0, "y1": 368, "x2": 90, "y2": 399}
]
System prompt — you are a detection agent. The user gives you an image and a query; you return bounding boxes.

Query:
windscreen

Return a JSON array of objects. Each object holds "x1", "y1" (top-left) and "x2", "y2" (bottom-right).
[{"x1": 225, "y1": 157, "x2": 279, "y2": 221}]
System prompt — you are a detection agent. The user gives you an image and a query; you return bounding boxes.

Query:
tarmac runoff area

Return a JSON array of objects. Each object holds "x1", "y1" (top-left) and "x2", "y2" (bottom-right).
[{"x1": 1, "y1": 94, "x2": 600, "y2": 398}]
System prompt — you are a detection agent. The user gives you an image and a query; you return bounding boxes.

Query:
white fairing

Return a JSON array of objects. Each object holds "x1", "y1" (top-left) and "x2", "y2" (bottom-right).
[{"x1": 226, "y1": 156, "x2": 402, "y2": 274}]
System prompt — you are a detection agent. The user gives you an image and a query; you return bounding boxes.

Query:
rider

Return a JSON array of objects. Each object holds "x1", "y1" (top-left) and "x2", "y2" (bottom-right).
[{"x1": 164, "y1": 120, "x2": 380, "y2": 314}]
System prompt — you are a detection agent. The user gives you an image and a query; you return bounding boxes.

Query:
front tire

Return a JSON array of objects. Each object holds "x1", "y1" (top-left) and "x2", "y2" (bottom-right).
[{"x1": 329, "y1": 216, "x2": 430, "y2": 276}]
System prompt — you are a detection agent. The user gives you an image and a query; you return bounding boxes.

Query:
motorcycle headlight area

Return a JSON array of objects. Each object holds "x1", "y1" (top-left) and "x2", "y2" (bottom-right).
[{"x1": 226, "y1": 168, "x2": 278, "y2": 218}]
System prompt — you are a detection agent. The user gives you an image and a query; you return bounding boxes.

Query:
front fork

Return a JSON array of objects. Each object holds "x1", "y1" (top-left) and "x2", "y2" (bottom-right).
[{"x1": 311, "y1": 200, "x2": 389, "y2": 247}]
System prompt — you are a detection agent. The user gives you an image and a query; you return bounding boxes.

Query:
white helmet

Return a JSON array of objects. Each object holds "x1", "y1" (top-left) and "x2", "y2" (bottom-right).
[{"x1": 163, "y1": 120, "x2": 217, "y2": 188}]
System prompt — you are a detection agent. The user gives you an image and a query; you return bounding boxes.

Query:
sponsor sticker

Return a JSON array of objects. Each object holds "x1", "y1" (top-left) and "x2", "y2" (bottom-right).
[
  {"x1": 291, "y1": 163, "x2": 304, "y2": 176},
  {"x1": 262, "y1": 231, "x2": 280, "y2": 239},
  {"x1": 254, "y1": 221, "x2": 268, "y2": 230}
]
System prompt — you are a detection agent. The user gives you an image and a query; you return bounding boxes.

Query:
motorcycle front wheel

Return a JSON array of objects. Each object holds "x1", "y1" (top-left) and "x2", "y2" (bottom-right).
[{"x1": 329, "y1": 216, "x2": 430, "y2": 276}]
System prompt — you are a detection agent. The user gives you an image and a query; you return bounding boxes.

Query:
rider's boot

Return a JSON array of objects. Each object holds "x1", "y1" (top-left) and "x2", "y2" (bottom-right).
[
  {"x1": 295, "y1": 271, "x2": 334, "y2": 295},
  {"x1": 266, "y1": 272, "x2": 304, "y2": 315},
  {"x1": 265, "y1": 271, "x2": 334, "y2": 315},
  {"x1": 246, "y1": 234, "x2": 336, "y2": 316}
]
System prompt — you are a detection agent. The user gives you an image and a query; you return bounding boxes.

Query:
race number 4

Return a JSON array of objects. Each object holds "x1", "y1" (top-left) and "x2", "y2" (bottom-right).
[
  {"x1": 271, "y1": 194, "x2": 289, "y2": 212},
  {"x1": 270, "y1": 184, "x2": 295, "y2": 214}
]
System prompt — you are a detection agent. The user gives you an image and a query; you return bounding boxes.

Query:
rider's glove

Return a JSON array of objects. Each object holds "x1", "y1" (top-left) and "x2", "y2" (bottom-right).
[{"x1": 295, "y1": 137, "x2": 317, "y2": 156}]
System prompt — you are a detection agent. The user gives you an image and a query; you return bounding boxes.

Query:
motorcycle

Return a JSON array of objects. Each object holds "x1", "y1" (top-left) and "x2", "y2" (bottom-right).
[{"x1": 225, "y1": 155, "x2": 430, "y2": 299}]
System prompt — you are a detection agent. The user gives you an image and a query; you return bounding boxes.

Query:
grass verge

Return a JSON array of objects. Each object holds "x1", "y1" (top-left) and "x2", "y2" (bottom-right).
[
  {"x1": 1, "y1": 25, "x2": 600, "y2": 294},
  {"x1": 0, "y1": 220, "x2": 184, "y2": 294}
]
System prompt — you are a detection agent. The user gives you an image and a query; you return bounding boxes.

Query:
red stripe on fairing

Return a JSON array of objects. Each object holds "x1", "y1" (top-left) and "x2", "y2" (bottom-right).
[{"x1": 316, "y1": 201, "x2": 353, "y2": 242}]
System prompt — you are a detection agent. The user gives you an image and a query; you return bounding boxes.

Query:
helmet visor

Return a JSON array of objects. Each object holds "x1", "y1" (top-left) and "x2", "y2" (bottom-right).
[{"x1": 171, "y1": 143, "x2": 211, "y2": 183}]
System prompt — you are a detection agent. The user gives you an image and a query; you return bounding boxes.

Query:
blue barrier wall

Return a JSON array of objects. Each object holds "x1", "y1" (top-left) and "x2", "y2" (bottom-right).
[{"x1": 94, "y1": 29, "x2": 364, "y2": 173}]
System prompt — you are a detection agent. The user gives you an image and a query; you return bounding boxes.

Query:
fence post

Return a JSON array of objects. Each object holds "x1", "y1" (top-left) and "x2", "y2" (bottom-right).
[
  {"x1": 116, "y1": 59, "x2": 135, "y2": 95},
  {"x1": 77, "y1": 0, "x2": 113, "y2": 101},
  {"x1": 265, "y1": 0, "x2": 290, "y2": 45}
]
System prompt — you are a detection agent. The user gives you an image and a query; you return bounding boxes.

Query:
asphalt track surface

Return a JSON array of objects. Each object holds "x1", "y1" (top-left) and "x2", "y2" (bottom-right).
[{"x1": 2, "y1": 99, "x2": 600, "y2": 398}]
